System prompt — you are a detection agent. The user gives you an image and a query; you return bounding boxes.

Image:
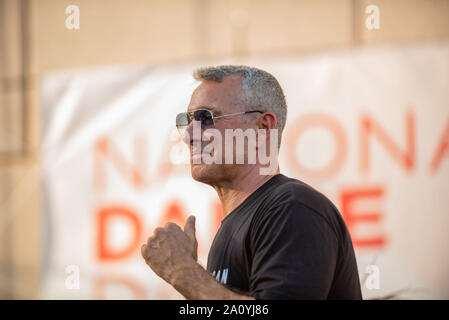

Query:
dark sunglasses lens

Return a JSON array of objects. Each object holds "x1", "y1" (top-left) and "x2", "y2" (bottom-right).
[
  {"x1": 194, "y1": 110, "x2": 214, "y2": 126},
  {"x1": 176, "y1": 113, "x2": 190, "y2": 137},
  {"x1": 176, "y1": 113, "x2": 191, "y2": 127}
]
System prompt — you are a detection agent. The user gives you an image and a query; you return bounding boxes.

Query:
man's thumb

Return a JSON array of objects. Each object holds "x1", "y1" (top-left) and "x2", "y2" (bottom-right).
[{"x1": 184, "y1": 215, "x2": 196, "y2": 243}]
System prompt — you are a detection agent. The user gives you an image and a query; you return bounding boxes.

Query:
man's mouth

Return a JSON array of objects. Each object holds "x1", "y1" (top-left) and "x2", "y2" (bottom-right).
[{"x1": 190, "y1": 145, "x2": 214, "y2": 162}]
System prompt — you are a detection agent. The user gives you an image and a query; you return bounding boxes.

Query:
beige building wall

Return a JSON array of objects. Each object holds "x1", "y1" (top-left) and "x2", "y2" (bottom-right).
[{"x1": 1, "y1": 0, "x2": 448, "y2": 299}]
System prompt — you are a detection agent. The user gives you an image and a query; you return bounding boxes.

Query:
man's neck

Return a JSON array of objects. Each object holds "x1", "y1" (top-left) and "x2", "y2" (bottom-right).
[{"x1": 213, "y1": 167, "x2": 280, "y2": 218}]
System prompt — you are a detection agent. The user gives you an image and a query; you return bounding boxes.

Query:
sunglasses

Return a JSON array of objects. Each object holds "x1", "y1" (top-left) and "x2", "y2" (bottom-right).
[{"x1": 176, "y1": 109, "x2": 263, "y2": 136}]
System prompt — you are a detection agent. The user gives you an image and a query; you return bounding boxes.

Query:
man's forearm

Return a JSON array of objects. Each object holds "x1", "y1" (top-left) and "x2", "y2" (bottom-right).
[{"x1": 170, "y1": 261, "x2": 255, "y2": 300}]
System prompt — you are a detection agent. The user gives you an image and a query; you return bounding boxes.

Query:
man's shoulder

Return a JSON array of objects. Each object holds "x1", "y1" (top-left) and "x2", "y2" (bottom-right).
[
  {"x1": 267, "y1": 174, "x2": 335, "y2": 209},
  {"x1": 258, "y1": 174, "x2": 343, "y2": 232}
]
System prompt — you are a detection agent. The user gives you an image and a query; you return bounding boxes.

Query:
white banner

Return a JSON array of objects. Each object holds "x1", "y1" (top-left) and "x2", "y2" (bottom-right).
[{"x1": 40, "y1": 43, "x2": 449, "y2": 299}]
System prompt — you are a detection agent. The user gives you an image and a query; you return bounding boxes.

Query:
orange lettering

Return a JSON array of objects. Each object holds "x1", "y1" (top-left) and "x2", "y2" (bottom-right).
[
  {"x1": 286, "y1": 113, "x2": 347, "y2": 180},
  {"x1": 93, "y1": 136, "x2": 147, "y2": 190},
  {"x1": 93, "y1": 275, "x2": 146, "y2": 299},
  {"x1": 340, "y1": 187, "x2": 387, "y2": 248},
  {"x1": 359, "y1": 111, "x2": 414, "y2": 173},
  {"x1": 158, "y1": 201, "x2": 186, "y2": 227},
  {"x1": 96, "y1": 205, "x2": 142, "y2": 261},
  {"x1": 430, "y1": 117, "x2": 449, "y2": 174}
]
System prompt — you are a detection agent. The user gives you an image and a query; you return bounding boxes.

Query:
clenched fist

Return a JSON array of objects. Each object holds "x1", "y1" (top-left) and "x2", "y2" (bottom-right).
[{"x1": 141, "y1": 215, "x2": 198, "y2": 285}]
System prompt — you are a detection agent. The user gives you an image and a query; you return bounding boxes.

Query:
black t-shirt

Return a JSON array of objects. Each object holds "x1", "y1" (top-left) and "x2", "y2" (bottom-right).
[{"x1": 207, "y1": 174, "x2": 362, "y2": 300}]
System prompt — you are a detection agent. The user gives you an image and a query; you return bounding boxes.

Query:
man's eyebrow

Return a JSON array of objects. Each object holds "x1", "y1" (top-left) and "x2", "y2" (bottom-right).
[{"x1": 189, "y1": 105, "x2": 217, "y2": 113}]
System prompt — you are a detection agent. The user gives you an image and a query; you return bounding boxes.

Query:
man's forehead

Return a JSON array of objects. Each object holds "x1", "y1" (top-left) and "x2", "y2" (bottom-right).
[
  {"x1": 187, "y1": 87, "x2": 217, "y2": 112},
  {"x1": 188, "y1": 76, "x2": 241, "y2": 112}
]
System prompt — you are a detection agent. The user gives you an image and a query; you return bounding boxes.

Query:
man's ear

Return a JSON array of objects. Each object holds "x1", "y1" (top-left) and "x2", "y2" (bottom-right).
[
  {"x1": 256, "y1": 112, "x2": 277, "y2": 149},
  {"x1": 258, "y1": 112, "x2": 277, "y2": 131}
]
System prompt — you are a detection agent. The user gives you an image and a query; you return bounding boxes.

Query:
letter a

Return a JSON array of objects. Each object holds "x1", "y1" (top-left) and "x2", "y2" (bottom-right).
[
  {"x1": 65, "y1": 5, "x2": 80, "y2": 30},
  {"x1": 365, "y1": 5, "x2": 380, "y2": 30}
]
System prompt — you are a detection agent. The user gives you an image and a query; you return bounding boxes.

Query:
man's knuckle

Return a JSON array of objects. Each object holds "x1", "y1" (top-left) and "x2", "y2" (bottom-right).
[
  {"x1": 165, "y1": 222, "x2": 179, "y2": 230},
  {"x1": 147, "y1": 237, "x2": 155, "y2": 246},
  {"x1": 154, "y1": 227, "x2": 165, "y2": 236}
]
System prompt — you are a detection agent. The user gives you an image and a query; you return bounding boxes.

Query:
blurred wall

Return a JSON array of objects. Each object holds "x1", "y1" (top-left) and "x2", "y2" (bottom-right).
[{"x1": 0, "y1": 0, "x2": 448, "y2": 299}]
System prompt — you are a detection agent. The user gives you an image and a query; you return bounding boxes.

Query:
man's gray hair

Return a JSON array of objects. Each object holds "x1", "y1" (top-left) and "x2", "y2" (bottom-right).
[{"x1": 193, "y1": 65, "x2": 287, "y2": 145}]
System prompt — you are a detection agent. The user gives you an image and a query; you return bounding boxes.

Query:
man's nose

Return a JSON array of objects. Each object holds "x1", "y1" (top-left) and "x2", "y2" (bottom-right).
[
  {"x1": 182, "y1": 120, "x2": 195, "y2": 145},
  {"x1": 180, "y1": 126, "x2": 191, "y2": 145}
]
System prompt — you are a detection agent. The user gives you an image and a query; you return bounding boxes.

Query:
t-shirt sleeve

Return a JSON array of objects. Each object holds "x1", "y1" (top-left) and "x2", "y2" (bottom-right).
[{"x1": 249, "y1": 199, "x2": 339, "y2": 299}]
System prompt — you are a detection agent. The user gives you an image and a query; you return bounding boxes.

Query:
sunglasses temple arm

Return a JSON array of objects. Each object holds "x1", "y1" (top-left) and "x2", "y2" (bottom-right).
[{"x1": 213, "y1": 111, "x2": 247, "y2": 120}]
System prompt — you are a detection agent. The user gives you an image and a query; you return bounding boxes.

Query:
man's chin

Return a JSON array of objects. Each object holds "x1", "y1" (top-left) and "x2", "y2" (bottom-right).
[
  {"x1": 190, "y1": 163, "x2": 209, "y2": 182},
  {"x1": 190, "y1": 163, "x2": 220, "y2": 185}
]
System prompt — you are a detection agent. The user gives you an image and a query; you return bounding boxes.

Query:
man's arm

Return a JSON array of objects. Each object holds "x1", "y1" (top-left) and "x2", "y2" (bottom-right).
[
  {"x1": 170, "y1": 260, "x2": 254, "y2": 300},
  {"x1": 141, "y1": 215, "x2": 254, "y2": 300}
]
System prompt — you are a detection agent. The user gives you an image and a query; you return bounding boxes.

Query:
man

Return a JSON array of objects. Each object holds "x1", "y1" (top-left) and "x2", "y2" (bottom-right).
[{"x1": 141, "y1": 65, "x2": 362, "y2": 299}]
